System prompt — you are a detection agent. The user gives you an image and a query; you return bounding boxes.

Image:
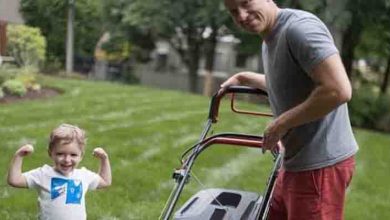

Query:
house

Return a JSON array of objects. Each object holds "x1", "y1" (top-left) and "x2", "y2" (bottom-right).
[
  {"x1": 134, "y1": 35, "x2": 261, "y2": 93},
  {"x1": 0, "y1": 0, "x2": 24, "y2": 56}
]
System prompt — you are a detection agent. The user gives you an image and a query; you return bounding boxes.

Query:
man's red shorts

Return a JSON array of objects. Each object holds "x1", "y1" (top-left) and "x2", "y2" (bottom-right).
[{"x1": 267, "y1": 156, "x2": 355, "y2": 220}]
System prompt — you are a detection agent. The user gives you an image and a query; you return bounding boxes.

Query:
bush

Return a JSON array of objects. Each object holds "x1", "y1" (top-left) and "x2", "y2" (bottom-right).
[
  {"x1": 377, "y1": 113, "x2": 390, "y2": 132},
  {"x1": 121, "y1": 68, "x2": 139, "y2": 84},
  {"x1": 0, "y1": 65, "x2": 19, "y2": 84},
  {"x1": 349, "y1": 86, "x2": 390, "y2": 131},
  {"x1": 15, "y1": 66, "x2": 39, "y2": 90},
  {"x1": 2, "y1": 79, "x2": 27, "y2": 96},
  {"x1": 0, "y1": 65, "x2": 40, "y2": 97},
  {"x1": 349, "y1": 89, "x2": 373, "y2": 128},
  {"x1": 41, "y1": 56, "x2": 63, "y2": 74},
  {"x1": 374, "y1": 96, "x2": 390, "y2": 132},
  {"x1": 0, "y1": 87, "x2": 4, "y2": 99},
  {"x1": 6, "y1": 24, "x2": 46, "y2": 68}
]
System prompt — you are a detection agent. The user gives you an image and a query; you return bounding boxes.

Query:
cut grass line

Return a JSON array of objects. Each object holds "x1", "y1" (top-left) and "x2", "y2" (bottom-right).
[
  {"x1": 88, "y1": 106, "x2": 151, "y2": 121},
  {"x1": 97, "y1": 110, "x2": 207, "y2": 133},
  {"x1": 146, "y1": 110, "x2": 207, "y2": 124},
  {"x1": 137, "y1": 147, "x2": 162, "y2": 161},
  {"x1": 86, "y1": 101, "x2": 203, "y2": 123},
  {"x1": 0, "y1": 103, "x2": 203, "y2": 134},
  {"x1": 3, "y1": 137, "x2": 38, "y2": 150},
  {"x1": 0, "y1": 121, "x2": 53, "y2": 133},
  {"x1": 173, "y1": 134, "x2": 200, "y2": 149},
  {"x1": 0, "y1": 187, "x2": 10, "y2": 199},
  {"x1": 97, "y1": 121, "x2": 135, "y2": 132},
  {"x1": 191, "y1": 149, "x2": 265, "y2": 193}
]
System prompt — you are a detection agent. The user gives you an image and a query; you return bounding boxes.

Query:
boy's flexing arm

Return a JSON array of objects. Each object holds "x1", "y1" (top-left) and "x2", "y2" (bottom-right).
[
  {"x1": 7, "y1": 144, "x2": 34, "y2": 188},
  {"x1": 93, "y1": 147, "x2": 112, "y2": 188}
]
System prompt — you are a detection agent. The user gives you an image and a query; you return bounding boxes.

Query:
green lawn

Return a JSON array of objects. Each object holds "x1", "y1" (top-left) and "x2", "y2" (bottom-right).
[{"x1": 1, "y1": 76, "x2": 389, "y2": 219}]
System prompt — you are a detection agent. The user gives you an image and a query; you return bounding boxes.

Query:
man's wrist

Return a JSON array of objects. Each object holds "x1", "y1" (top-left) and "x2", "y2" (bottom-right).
[
  {"x1": 99, "y1": 155, "x2": 109, "y2": 161},
  {"x1": 13, "y1": 153, "x2": 23, "y2": 158},
  {"x1": 274, "y1": 115, "x2": 290, "y2": 136}
]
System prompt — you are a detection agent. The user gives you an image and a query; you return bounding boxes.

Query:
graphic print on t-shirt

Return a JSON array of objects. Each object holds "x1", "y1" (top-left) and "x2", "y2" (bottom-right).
[{"x1": 51, "y1": 177, "x2": 83, "y2": 204}]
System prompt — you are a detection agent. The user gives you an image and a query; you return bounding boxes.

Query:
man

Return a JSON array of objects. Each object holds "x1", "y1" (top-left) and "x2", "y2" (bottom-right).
[{"x1": 221, "y1": 0, "x2": 358, "y2": 219}]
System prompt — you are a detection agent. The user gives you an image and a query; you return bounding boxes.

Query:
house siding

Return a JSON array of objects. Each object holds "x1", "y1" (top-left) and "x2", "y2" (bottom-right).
[{"x1": 0, "y1": 0, "x2": 24, "y2": 24}]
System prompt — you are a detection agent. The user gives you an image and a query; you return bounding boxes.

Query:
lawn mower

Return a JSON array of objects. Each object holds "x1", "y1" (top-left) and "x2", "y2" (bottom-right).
[{"x1": 160, "y1": 86, "x2": 282, "y2": 220}]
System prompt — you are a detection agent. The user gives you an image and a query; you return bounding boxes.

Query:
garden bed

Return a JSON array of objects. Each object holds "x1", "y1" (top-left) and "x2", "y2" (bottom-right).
[{"x1": 0, "y1": 87, "x2": 60, "y2": 104}]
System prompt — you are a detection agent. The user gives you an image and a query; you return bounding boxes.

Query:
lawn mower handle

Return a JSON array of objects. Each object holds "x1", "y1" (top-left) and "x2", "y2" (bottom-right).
[
  {"x1": 183, "y1": 133, "x2": 279, "y2": 164},
  {"x1": 208, "y1": 86, "x2": 268, "y2": 123}
]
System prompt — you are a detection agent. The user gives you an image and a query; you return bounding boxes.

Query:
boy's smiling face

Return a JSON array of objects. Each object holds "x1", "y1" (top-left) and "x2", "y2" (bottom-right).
[{"x1": 49, "y1": 142, "x2": 83, "y2": 176}]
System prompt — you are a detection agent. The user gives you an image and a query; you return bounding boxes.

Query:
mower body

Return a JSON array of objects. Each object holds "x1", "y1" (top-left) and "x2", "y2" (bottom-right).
[{"x1": 174, "y1": 188, "x2": 263, "y2": 220}]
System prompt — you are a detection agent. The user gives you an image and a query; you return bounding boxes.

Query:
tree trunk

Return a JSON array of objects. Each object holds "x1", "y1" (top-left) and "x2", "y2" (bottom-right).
[
  {"x1": 0, "y1": 21, "x2": 7, "y2": 56},
  {"x1": 341, "y1": 28, "x2": 354, "y2": 78},
  {"x1": 188, "y1": 50, "x2": 200, "y2": 93},
  {"x1": 340, "y1": 9, "x2": 363, "y2": 79},
  {"x1": 187, "y1": 27, "x2": 201, "y2": 93},
  {"x1": 203, "y1": 24, "x2": 218, "y2": 97},
  {"x1": 380, "y1": 57, "x2": 390, "y2": 95},
  {"x1": 290, "y1": 0, "x2": 302, "y2": 9}
]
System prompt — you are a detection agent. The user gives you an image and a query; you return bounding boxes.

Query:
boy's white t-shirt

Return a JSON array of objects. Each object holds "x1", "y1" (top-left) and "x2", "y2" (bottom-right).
[{"x1": 23, "y1": 164, "x2": 100, "y2": 220}]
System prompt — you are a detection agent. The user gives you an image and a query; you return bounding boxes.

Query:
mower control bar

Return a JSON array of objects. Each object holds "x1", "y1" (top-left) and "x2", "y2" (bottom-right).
[
  {"x1": 208, "y1": 86, "x2": 269, "y2": 123},
  {"x1": 199, "y1": 133, "x2": 263, "y2": 150},
  {"x1": 183, "y1": 133, "x2": 279, "y2": 165}
]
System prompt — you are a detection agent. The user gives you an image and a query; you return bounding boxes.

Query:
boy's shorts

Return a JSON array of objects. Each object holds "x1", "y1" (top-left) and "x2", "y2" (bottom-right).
[{"x1": 267, "y1": 156, "x2": 355, "y2": 220}]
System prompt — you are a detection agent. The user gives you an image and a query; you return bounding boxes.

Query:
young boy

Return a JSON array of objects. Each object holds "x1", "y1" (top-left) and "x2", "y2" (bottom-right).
[{"x1": 7, "y1": 124, "x2": 112, "y2": 220}]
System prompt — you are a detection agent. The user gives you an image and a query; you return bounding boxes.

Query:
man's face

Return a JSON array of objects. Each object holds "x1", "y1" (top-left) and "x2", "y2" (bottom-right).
[{"x1": 224, "y1": 0, "x2": 272, "y2": 34}]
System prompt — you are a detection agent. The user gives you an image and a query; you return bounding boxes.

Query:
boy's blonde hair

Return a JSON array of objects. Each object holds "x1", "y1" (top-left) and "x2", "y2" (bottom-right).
[{"x1": 49, "y1": 124, "x2": 86, "y2": 153}]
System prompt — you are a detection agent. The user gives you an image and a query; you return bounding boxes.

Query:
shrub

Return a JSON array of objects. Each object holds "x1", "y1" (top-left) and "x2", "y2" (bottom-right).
[
  {"x1": 377, "y1": 113, "x2": 390, "y2": 132},
  {"x1": 349, "y1": 86, "x2": 390, "y2": 131},
  {"x1": 349, "y1": 93, "x2": 371, "y2": 127},
  {"x1": 0, "y1": 87, "x2": 4, "y2": 99},
  {"x1": 6, "y1": 24, "x2": 46, "y2": 68},
  {"x1": 2, "y1": 79, "x2": 27, "y2": 96},
  {"x1": 0, "y1": 64, "x2": 19, "y2": 84},
  {"x1": 15, "y1": 66, "x2": 39, "y2": 90},
  {"x1": 0, "y1": 65, "x2": 41, "y2": 97},
  {"x1": 373, "y1": 95, "x2": 390, "y2": 132},
  {"x1": 121, "y1": 68, "x2": 139, "y2": 84},
  {"x1": 42, "y1": 56, "x2": 63, "y2": 74}
]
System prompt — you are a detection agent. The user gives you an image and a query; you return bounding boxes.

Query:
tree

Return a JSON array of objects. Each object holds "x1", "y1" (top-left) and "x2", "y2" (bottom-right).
[
  {"x1": 381, "y1": 57, "x2": 390, "y2": 94},
  {"x1": 20, "y1": 0, "x2": 103, "y2": 66},
  {"x1": 122, "y1": 0, "x2": 229, "y2": 93},
  {"x1": 98, "y1": 0, "x2": 156, "y2": 63},
  {"x1": 375, "y1": 18, "x2": 390, "y2": 95},
  {"x1": 347, "y1": 0, "x2": 390, "y2": 94},
  {"x1": 201, "y1": 0, "x2": 229, "y2": 96},
  {"x1": 6, "y1": 24, "x2": 46, "y2": 67},
  {"x1": 279, "y1": 0, "x2": 385, "y2": 80}
]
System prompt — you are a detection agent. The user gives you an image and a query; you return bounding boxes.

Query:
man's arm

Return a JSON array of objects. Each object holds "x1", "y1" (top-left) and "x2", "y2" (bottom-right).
[
  {"x1": 93, "y1": 148, "x2": 112, "y2": 188},
  {"x1": 221, "y1": 71, "x2": 267, "y2": 91},
  {"x1": 263, "y1": 53, "x2": 351, "y2": 149},
  {"x1": 7, "y1": 144, "x2": 34, "y2": 188}
]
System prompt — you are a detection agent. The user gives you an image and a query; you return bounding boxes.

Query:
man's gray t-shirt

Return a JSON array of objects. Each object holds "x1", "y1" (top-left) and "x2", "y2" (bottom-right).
[{"x1": 262, "y1": 9, "x2": 358, "y2": 171}]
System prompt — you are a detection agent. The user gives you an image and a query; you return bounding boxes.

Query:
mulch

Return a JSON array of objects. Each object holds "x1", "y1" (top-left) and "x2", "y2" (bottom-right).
[{"x1": 0, "y1": 87, "x2": 61, "y2": 104}]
